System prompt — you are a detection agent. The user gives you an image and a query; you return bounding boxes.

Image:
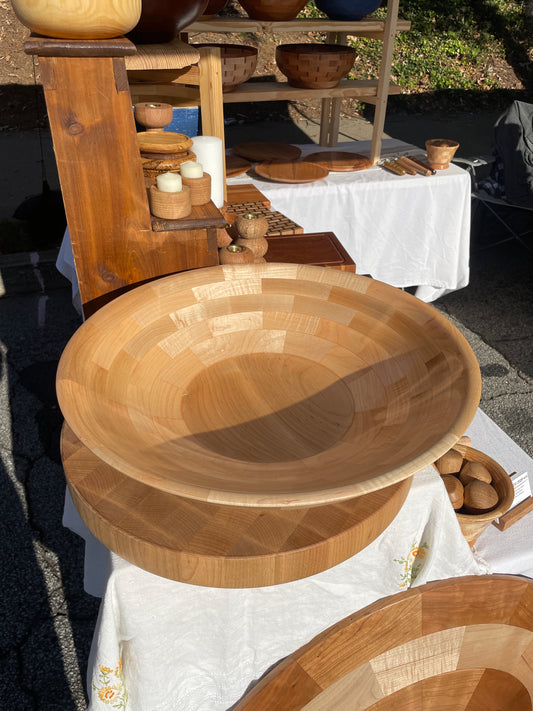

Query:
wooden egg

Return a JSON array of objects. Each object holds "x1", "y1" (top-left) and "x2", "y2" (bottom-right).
[
  {"x1": 459, "y1": 460, "x2": 492, "y2": 486},
  {"x1": 441, "y1": 474, "x2": 464, "y2": 510},
  {"x1": 434, "y1": 448, "x2": 463, "y2": 475},
  {"x1": 463, "y1": 479, "x2": 499, "y2": 514}
]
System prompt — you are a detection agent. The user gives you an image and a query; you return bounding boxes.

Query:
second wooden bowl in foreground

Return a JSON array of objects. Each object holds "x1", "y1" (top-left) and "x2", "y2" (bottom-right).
[{"x1": 56, "y1": 264, "x2": 481, "y2": 508}]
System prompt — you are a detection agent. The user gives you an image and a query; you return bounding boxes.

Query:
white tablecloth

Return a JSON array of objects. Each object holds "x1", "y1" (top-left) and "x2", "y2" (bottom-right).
[
  {"x1": 228, "y1": 139, "x2": 472, "y2": 303},
  {"x1": 62, "y1": 407, "x2": 533, "y2": 710}
]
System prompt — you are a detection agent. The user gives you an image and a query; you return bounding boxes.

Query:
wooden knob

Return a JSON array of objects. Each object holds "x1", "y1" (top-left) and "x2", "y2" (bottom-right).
[
  {"x1": 235, "y1": 213, "x2": 269, "y2": 239},
  {"x1": 459, "y1": 460, "x2": 492, "y2": 486},
  {"x1": 434, "y1": 449, "x2": 463, "y2": 475},
  {"x1": 442, "y1": 474, "x2": 464, "y2": 510},
  {"x1": 463, "y1": 479, "x2": 499, "y2": 514},
  {"x1": 218, "y1": 244, "x2": 254, "y2": 264}
]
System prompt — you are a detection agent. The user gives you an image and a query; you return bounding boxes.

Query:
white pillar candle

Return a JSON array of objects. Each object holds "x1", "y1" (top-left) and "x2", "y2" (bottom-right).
[
  {"x1": 156, "y1": 172, "x2": 182, "y2": 193},
  {"x1": 180, "y1": 161, "x2": 204, "y2": 179},
  {"x1": 191, "y1": 136, "x2": 224, "y2": 207}
]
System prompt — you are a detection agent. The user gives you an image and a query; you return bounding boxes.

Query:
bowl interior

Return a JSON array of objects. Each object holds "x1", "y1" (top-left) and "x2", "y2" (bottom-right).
[{"x1": 57, "y1": 264, "x2": 481, "y2": 507}]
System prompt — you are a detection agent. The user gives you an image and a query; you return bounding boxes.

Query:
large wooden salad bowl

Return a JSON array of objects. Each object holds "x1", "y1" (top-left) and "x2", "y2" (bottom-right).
[{"x1": 56, "y1": 264, "x2": 481, "y2": 508}]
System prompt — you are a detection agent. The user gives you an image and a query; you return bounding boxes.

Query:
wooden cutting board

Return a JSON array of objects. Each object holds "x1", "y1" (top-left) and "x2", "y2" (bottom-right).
[
  {"x1": 232, "y1": 141, "x2": 302, "y2": 162},
  {"x1": 255, "y1": 160, "x2": 329, "y2": 183},
  {"x1": 61, "y1": 422, "x2": 412, "y2": 588},
  {"x1": 305, "y1": 151, "x2": 372, "y2": 172}
]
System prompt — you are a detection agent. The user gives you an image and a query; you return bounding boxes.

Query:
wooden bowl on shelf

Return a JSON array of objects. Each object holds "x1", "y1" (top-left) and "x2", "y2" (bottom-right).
[
  {"x1": 276, "y1": 43, "x2": 356, "y2": 89},
  {"x1": 193, "y1": 43, "x2": 258, "y2": 91},
  {"x1": 56, "y1": 264, "x2": 481, "y2": 509},
  {"x1": 238, "y1": 0, "x2": 308, "y2": 21}
]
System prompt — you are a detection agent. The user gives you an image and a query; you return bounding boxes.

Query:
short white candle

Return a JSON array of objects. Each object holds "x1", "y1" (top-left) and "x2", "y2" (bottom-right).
[
  {"x1": 180, "y1": 161, "x2": 204, "y2": 179},
  {"x1": 156, "y1": 172, "x2": 182, "y2": 193}
]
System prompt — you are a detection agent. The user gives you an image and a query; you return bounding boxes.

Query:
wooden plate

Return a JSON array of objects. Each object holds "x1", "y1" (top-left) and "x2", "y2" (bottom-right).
[
  {"x1": 305, "y1": 151, "x2": 373, "y2": 172},
  {"x1": 254, "y1": 160, "x2": 329, "y2": 183},
  {"x1": 225, "y1": 154, "x2": 252, "y2": 178},
  {"x1": 235, "y1": 575, "x2": 533, "y2": 709},
  {"x1": 232, "y1": 141, "x2": 302, "y2": 162},
  {"x1": 56, "y1": 264, "x2": 481, "y2": 508},
  {"x1": 137, "y1": 131, "x2": 193, "y2": 154},
  {"x1": 61, "y1": 423, "x2": 412, "y2": 588}
]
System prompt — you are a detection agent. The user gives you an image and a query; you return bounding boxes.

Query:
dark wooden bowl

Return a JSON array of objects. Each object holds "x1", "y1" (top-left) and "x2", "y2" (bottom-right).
[
  {"x1": 238, "y1": 0, "x2": 308, "y2": 20},
  {"x1": 276, "y1": 43, "x2": 356, "y2": 89}
]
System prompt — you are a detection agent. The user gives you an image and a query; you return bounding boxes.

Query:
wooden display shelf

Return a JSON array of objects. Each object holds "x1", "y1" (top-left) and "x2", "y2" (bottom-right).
[{"x1": 188, "y1": 17, "x2": 411, "y2": 37}]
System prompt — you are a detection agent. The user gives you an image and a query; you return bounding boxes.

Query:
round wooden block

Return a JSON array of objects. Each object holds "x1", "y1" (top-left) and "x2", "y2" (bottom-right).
[
  {"x1": 305, "y1": 151, "x2": 373, "y2": 172},
  {"x1": 149, "y1": 184, "x2": 191, "y2": 219},
  {"x1": 459, "y1": 460, "x2": 492, "y2": 486},
  {"x1": 254, "y1": 160, "x2": 329, "y2": 183},
  {"x1": 232, "y1": 142, "x2": 302, "y2": 163},
  {"x1": 56, "y1": 264, "x2": 481, "y2": 508},
  {"x1": 138, "y1": 131, "x2": 193, "y2": 155},
  {"x1": 61, "y1": 423, "x2": 412, "y2": 587},
  {"x1": 181, "y1": 173, "x2": 211, "y2": 206},
  {"x1": 235, "y1": 575, "x2": 533, "y2": 710},
  {"x1": 441, "y1": 474, "x2": 464, "y2": 510},
  {"x1": 434, "y1": 448, "x2": 463, "y2": 475}
]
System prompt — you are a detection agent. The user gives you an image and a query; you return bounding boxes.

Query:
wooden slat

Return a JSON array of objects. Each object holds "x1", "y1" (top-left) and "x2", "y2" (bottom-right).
[
  {"x1": 24, "y1": 35, "x2": 136, "y2": 57},
  {"x1": 188, "y1": 17, "x2": 411, "y2": 34},
  {"x1": 124, "y1": 38, "x2": 199, "y2": 71}
]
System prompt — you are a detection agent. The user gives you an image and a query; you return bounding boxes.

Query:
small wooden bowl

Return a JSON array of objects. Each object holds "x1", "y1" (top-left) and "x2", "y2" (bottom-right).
[
  {"x1": 193, "y1": 43, "x2": 258, "y2": 92},
  {"x1": 425, "y1": 138, "x2": 460, "y2": 169},
  {"x1": 149, "y1": 184, "x2": 191, "y2": 219},
  {"x1": 276, "y1": 43, "x2": 356, "y2": 89},
  {"x1": 134, "y1": 102, "x2": 173, "y2": 131},
  {"x1": 56, "y1": 265, "x2": 481, "y2": 509},
  {"x1": 455, "y1": 447, "x2": 514, "y2": 545}
]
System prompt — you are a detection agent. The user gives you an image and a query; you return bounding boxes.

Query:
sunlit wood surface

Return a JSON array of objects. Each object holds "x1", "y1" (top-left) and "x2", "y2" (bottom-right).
[
  {"x1": 56, "y1": 264, "x2": 481, "y2": 507},
  {"x1": 235, "y1": 575, "x2": 533, "y2": 710}
]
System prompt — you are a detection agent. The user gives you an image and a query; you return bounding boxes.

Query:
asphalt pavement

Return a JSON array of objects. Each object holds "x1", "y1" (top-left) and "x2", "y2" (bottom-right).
[{"x1": 0, "y1": 107, "x2": 532, "y2": 709}]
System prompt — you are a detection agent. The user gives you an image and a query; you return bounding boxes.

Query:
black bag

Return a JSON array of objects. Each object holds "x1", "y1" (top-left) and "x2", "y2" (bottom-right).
[{"x1": 493, "y1": 100, "x2": 533, "y2": 208}]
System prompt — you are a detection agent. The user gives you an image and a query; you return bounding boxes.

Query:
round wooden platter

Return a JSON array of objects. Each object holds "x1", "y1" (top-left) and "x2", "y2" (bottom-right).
[
  {"x1": 232, "y1": 141, "x2": 302, "y2": 163},
  {"x1": 235, "y1": 574, "x2": 533, "y2": 709},
  {"x1": 305, "y1": 150, "x2": 373, "y2": 172},
  {"x1": 56, "y1": 264, "x2": 481, "y2": 508},
  {"x1": 225, "y1": 154, "x2": 252, "y2": 178},
  {"x1": 61, "y1": 423, "x2": 412, "y2": 588},
  {"x1": 254, "y1": 160, "x2": 329, "y2": 184},
  {"x1": 137, "y1": 131, "x2": 193, "y2": 155}
]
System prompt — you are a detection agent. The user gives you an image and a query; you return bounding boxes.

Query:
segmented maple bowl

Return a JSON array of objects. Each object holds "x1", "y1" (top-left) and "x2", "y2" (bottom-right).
[{"x1": 56, "y1": 264, "x2": 481, "y2": 508}]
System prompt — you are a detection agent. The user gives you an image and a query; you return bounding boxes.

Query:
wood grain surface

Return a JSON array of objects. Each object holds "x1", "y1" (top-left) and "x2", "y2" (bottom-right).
[
  {"x1": 305, "y1": 151, "x2": 373, "y2": 172},
  {"x1": 232, "y1": 142, "x2": 302, "y2": 162},
  {"x1": 235, "y1": 575, "x2": 533, "y2": 709},
  {"x1": 56, "y1": 264, "x2": 481, "y2": 507},
  {"x1": 225, "y1": 154, "x2": 252, "y2": 177},
  {"x1": 61, "y1": 423, "x2": 411, "y2": 587},
  {"x1": 254, "y1": 161, "x2": 329, "y2": 183}
]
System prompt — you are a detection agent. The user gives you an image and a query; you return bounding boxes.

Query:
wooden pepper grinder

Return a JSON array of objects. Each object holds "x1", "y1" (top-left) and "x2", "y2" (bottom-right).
[{"x1": 234, "y1": 213, "x2": 269, "y2": 262}]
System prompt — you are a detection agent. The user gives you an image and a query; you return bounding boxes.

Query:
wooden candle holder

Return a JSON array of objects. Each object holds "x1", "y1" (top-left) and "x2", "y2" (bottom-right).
[
  {"x1": 181, "y1": 172, "x2": 212, "y2": 206},
  {"x1": 149, "y1": 184, "x2": 191, "y2": 219},
  {"x1": 218, "y1": 244, "x2": 254, "y2": 264}
]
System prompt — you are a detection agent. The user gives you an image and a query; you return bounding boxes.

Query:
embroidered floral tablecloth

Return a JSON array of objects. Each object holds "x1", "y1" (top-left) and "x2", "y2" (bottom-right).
[{"x1": 84, "y1": 464, "x2": 485, "y2": 711}]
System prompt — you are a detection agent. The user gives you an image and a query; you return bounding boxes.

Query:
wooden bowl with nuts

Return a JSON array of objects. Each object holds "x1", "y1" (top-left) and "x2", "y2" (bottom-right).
[{"x1": 433, "y1": 440, "x2": 514, "y2": 545}]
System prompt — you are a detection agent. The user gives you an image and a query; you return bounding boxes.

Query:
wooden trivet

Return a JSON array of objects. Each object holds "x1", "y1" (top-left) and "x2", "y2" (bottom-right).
[
  {"x1": 61, "y1": 423, "x2": 412, "y2": 588},
  {"x1": 223, "y1": 201, "x2": 303, "y2": 236}
]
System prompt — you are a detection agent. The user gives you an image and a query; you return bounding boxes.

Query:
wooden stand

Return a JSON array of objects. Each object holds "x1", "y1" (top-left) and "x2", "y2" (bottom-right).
[
  {"x1": 25, "y1": 36, "x2": 225, "y2": 318},
  {"x1": 493, "y1": 496, "x2": 533, "y2": 531}
]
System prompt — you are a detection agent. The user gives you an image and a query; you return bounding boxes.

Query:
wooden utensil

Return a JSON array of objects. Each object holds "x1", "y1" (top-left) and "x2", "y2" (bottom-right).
[
  {"x1": 254, "y1": 160, "x2": 329, "y2": 183},
  {"x1": 394, "y1": 157, "x2": 417, "y2": 175},
  {"x1": 61, "y1": 423, "x2": 412, "y2": 588},
  {"x1": 232, "y1": 142, "x2": 302, "y2": 163},
  {"x1": 56, "y1": 264, "x2": 481, "y2": 508},
  {"x1": 305, "y1": 151, "x2": 372, "y2": 172},
  {"x1": 382, "y1": 161, "x2": 406, "y2": 176},
  {"x1": 407, "y1": 154, "x2": 437, "y2": 174}
]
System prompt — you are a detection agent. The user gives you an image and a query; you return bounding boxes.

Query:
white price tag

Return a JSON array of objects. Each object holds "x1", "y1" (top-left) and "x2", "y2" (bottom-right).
[{"x1": 510, "y1": 471, "x2": 531, "y2": 510}]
